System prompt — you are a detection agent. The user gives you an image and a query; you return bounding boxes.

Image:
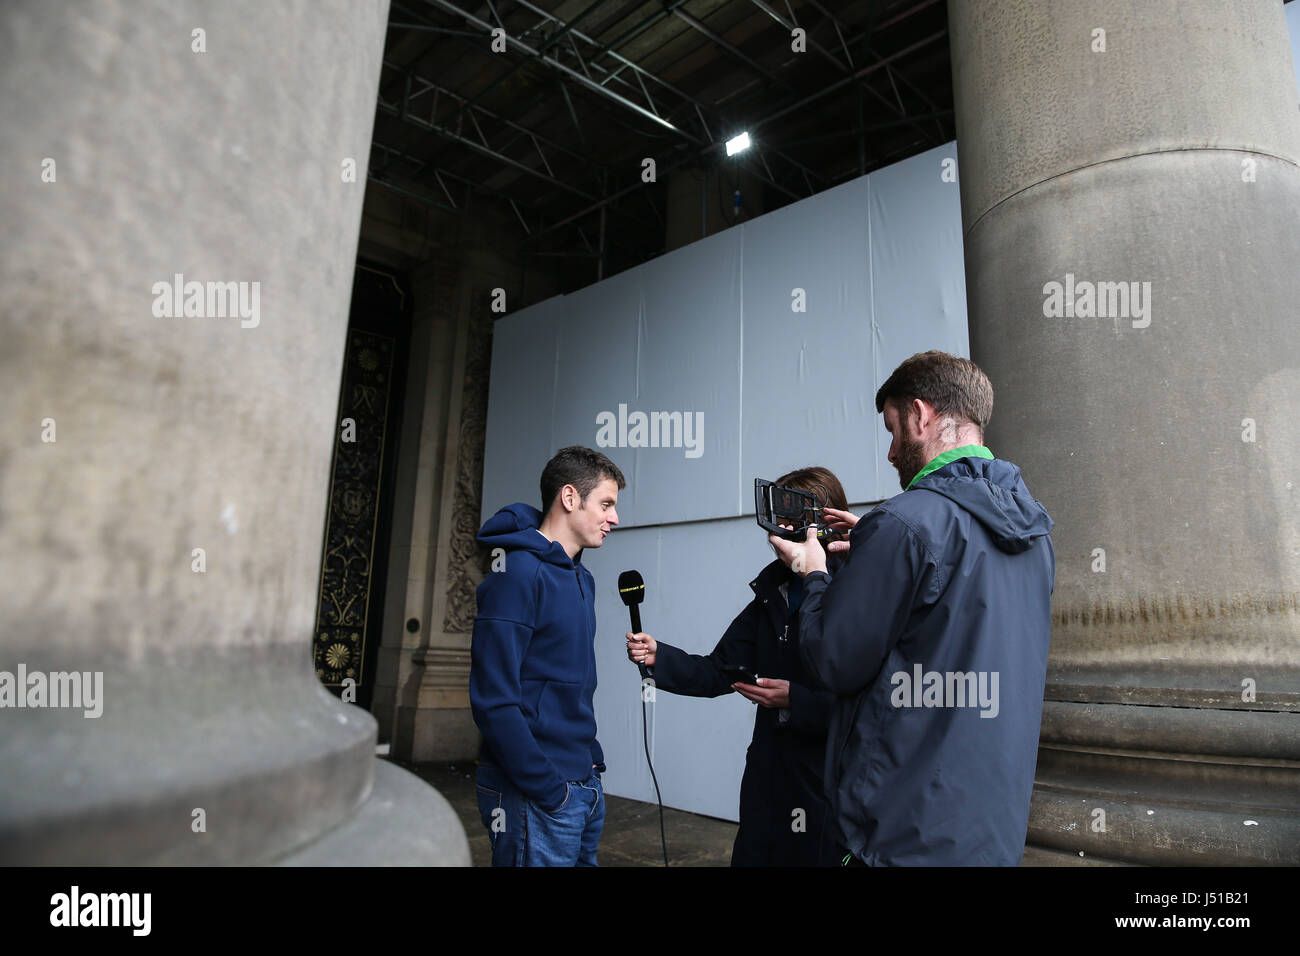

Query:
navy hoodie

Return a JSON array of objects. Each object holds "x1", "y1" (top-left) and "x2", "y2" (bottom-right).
[
  {"x1": 799, "y1": 456, "x2": 1055, "y2": 865},
  {"x1": 470, "y1": 503, "x2": 604, "y2": 810}
]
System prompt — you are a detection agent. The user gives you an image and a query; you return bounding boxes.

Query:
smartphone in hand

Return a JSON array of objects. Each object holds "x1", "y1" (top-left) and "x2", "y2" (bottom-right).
[{"x1": 720, "y1": 664, "x2": 759, "y2": 686}]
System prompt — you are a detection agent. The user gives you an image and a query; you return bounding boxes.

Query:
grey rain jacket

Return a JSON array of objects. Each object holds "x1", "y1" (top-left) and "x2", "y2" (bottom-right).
[{"x1": 799, "y1": 456, "x2": 1055, "y2": 865}]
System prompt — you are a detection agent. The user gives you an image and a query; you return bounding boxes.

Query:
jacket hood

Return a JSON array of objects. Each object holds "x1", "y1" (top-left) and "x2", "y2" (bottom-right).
[
  {"x1": 477, "y1": 503, "x2": 578, "y2": 567},
  {"x1": 913, "y1": 457, "x2": 1053, "y2": 554}
]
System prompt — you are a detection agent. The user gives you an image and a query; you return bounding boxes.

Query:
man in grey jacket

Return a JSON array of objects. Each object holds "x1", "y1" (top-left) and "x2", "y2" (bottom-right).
[{"x1": 770, "y1": 350, "x2": 1055, "y2": 865}]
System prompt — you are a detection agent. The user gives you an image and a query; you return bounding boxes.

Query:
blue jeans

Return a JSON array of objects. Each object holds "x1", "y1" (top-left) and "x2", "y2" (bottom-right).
[{"x1": 476, "y1": 764, "x2": 605, "y2": 867}]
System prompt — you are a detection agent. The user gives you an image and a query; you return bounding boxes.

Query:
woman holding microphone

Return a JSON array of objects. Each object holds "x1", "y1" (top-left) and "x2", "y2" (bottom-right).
[{"x1": 626, "y1": 466, "x2": 855, "y2": 866}]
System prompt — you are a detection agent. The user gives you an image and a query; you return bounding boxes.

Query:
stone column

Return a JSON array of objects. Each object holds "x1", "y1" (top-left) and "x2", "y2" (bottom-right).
[
  {"x1": 388, "y1": 249, "x2": 480, "y2": 762},
  {"x1": 0, "y1": 0, "x2": 467, "y2": 864},
  {"x1": 390, "y1": 241, "x2": 510, "y2": 764},
  {"x1": 948, "y1": 0, "x2": 1300, "y2": 864}
]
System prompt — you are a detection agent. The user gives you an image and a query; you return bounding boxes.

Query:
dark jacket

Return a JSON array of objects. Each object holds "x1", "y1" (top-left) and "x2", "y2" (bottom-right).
[
  {"x1": 799, "y1": 456, "x2": 1055, "y2": 866},
  {"x1": 642, "y1": 559, "x2": 841, "y2": 866},
  {"x1": 470, "y1": 503, "x2": 604, "y2": 811}
]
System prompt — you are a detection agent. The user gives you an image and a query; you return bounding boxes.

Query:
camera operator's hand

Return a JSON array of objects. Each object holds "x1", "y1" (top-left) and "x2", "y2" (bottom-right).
[
  {"x1": 626, "y1": 631, "x2": 656, "y2": 667},
  {"x1": 821, "y1": 506, "x2": 858, "y2": 554},
  {"x1": 769, "y1": 526, "x2": 827, "y2": 577}
]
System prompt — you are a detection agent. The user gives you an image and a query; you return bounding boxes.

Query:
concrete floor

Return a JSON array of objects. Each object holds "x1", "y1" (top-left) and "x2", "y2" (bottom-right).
[{"x1": 394, "y1": 758, "x2": 738, "y2": 867}]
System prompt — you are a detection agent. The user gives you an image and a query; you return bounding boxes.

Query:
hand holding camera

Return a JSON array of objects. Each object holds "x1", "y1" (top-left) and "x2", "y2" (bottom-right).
[
  {"x1": 756, "y1": 477, "x2": 860, "y2": 574},
  {"x1": 769, "y1": 525, "x2": 828, "y2": 577}
]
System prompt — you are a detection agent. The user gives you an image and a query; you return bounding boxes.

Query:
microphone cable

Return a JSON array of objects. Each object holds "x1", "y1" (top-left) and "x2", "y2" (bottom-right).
[
  {"x1": 640, "y1": 680, "x2": 669, "y2": 866},
  {"x1": 619, "y1": 570, "x2": 668, "y2": 866}
]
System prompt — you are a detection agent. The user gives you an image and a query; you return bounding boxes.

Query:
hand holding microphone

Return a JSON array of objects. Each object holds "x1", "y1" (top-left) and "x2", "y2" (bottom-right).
[
  {"x1": 626, "y1": 631, "x2": 657, "y2": 667},
  {"x1": 618, "y1": 570, "x2": 656, "y2": 666}
]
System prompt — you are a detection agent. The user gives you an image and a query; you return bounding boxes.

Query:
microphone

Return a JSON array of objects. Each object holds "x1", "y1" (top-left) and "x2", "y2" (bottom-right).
[
  {"x1": 618, "y1": 569, "x2": 645, "y2": 634},
  {"x1": 619, "y1": 568, "x2": 669, "y2": 866}
]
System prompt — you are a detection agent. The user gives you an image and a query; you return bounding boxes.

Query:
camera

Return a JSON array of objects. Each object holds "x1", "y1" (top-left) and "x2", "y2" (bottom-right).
[{"x1": 754, "y1": 478, "x2": 842, "y2": 543}]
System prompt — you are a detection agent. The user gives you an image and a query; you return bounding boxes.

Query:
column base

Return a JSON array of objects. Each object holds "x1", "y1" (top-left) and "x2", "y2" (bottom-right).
[
  {"x1": 391, "y1": 646, "x2": 479, "y2": 763},
  {"x1": 393, "y1": 705, "x2": 480, "y2": 764},
  {"x1": 275, "y1": 758, "x2": 469, "y2": 866},
  {"x1": 1026, "y1": 699, "x2": 1300, "y2": 865}
]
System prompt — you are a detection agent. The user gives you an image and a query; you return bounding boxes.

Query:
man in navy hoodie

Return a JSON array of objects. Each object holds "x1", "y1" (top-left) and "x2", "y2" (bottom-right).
[
  {"x1": 470, "y1": 445, "x2": 625, "y2": 866},
  {"x1": 770, "y1": 351, "x2": 1056, "y2": 866}
]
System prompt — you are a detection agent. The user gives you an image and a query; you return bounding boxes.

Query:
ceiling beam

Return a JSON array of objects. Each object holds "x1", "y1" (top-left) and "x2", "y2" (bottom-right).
[
  {"x1": 421, "y1": 0, "x2": 696, "y2": 139},
  {"x1": 750, "y1": 29, "x2": 949, "y2": 134}
]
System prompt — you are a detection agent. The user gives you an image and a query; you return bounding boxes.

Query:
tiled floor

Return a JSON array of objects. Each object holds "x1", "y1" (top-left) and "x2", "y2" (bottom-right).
[{"x1": 396, "y1": 759, "x2": 738, "y2": 867}]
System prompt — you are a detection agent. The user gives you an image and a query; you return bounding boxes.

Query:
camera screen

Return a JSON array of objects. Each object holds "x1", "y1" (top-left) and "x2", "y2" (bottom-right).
[
  {"x1": 754, "y1": 478, "x2": 824, "y2": 541},
  {"x1": 772, "y1": 488, "x2": 806, "y2": 520}
]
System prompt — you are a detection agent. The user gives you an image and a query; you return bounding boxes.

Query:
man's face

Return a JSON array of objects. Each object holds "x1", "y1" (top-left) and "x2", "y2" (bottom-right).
[
  {"x1": 884, "y1": 400, "x2": 928, "y2": 492},
  {"x1": 569, "y1": 477, "x2": 620, "y2": 549}
]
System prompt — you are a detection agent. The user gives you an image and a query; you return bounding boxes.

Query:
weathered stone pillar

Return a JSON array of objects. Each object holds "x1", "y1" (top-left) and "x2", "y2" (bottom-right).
[
  {"x1": 949, "y1": 0, "x2": 1300, "y2": 864},
  {"x1": 0, "y1": 0, "x2": 467, "y2": 864}
]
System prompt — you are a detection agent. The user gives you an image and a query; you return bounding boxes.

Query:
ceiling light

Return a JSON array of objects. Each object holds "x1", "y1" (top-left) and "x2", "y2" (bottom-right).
[{"x1": 725, "y1": 132, "x2": 751, "y2": 156}]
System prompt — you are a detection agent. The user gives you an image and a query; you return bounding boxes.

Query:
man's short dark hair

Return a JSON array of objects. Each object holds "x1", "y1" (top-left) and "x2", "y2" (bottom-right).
[
  {"x1": 540, "y1": 446, "x2": 627, "y2": 516},
  {"x1": 874, "y1": 350, "x2": 994, "y2": 432}
]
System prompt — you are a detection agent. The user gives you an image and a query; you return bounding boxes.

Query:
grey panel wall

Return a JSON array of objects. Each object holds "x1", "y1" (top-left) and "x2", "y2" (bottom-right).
[
  {"x1": 738, "y1": 175, "x2": 877, "y2": 510},
  {"x1": 869, "y1": 150, "x2": 971, "y2": 492},
  {"x1": 483, "y1": 142, "x2": 967, "y2": 524},
  {"x1": 585, "y1": 519, "x2": 760, "y2": 822},
  {"x1": 481, "y1": 295, "x2": 561, "y2": 488},
  {"x1": 479, "y1": 142, "x2": 968, "y2": 818}
]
